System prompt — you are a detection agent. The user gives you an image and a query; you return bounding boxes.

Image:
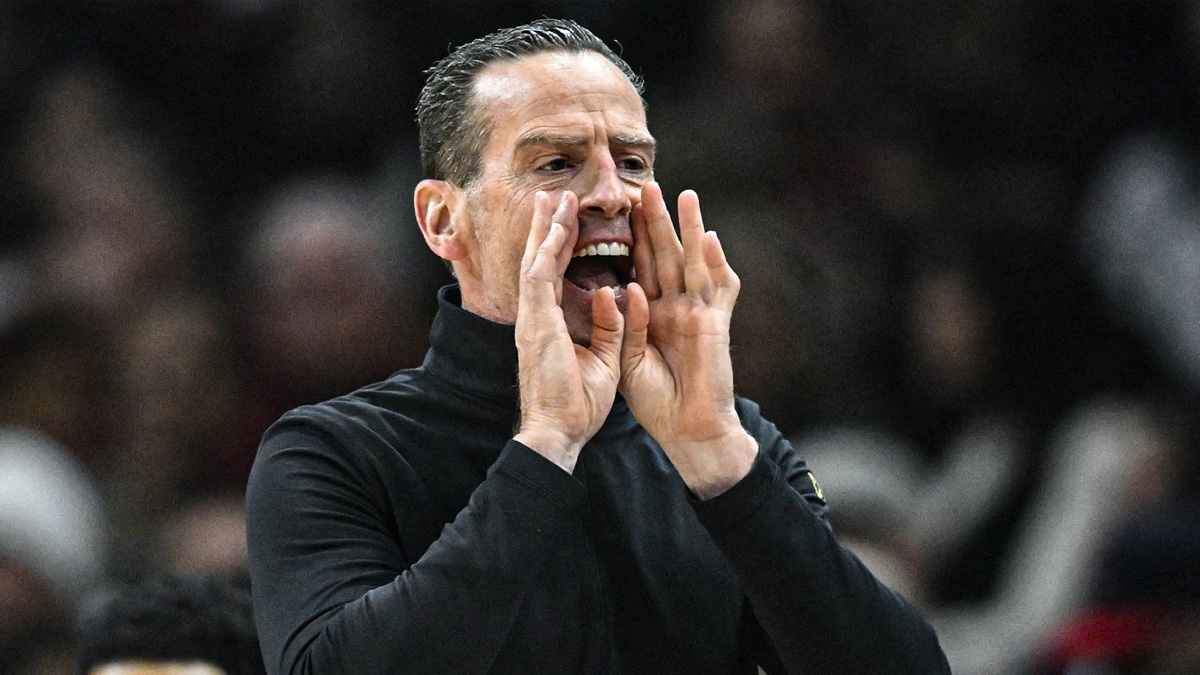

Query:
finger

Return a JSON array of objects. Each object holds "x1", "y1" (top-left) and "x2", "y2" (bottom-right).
[
  {"x1": 703, "y1": 231, "x2": 741, "y2": 309},
  {"x1": 521, "y1": 191, "x2": 555, "y2": 277},
  {"x1": 551, "y1": 191, "x2": 580, "y2": 276},
  {"x1": 588, "y1": 286, "x2": 624, "y2": 375},
  {"x1": 520, "y1": 221, "x2": 570, "y2": 313},
  {"x1": 618, "y1": 281, "x2": 650, "y2": 384},
  {"x1": 640, "y1": 181, "x2": 684, "y2": 294},
  {"x1": 630, "y1": 202, "x2": 660, "y2": 299},
  {"x1": 678, "y1": 189, "x2": 712, "y2": 301}
]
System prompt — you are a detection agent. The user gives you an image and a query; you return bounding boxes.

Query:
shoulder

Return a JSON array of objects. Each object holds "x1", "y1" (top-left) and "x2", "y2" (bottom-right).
[
  {"x1": 265, "y1": 369, "x2": 427, "y2": 445},
  {"x1": 252, "y1": 369, "x2": 437, "y2": 484},
  {"x1": 247, "y1": 370, "x2": 441, "y2": 521}
]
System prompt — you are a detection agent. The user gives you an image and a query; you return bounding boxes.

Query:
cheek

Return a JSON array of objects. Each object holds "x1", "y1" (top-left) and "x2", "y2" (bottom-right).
[
  {"x1": 472, "y1": 203, "x2": 531, "y2": 276},
  {"x1": 501, "y1": 193, "x2": 539, "y2": 242},
  {"x1": 467, "y1": 179, "x2": 548, "y2": 275}
]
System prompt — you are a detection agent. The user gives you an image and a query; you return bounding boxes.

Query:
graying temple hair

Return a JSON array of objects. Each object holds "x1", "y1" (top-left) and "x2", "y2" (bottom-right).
[{"x1": 416, "y1": 18, "x2": 644, "y2": 188}]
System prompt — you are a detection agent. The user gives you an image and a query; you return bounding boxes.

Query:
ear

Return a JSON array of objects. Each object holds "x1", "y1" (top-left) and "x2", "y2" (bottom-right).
[{"x1": 414, "y1": 179, "x2": 469, "y2": 263}]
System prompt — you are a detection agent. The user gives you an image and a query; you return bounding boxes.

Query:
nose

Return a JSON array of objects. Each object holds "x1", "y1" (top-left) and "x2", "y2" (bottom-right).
[{"x1": 576, "y1": 151, "x2": 632, "y2": 220}]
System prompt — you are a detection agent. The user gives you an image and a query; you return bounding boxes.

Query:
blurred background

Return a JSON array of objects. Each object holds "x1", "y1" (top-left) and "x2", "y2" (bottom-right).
[{"x1": 1, "y1": 2, "x2": 1198, "y2": 674}]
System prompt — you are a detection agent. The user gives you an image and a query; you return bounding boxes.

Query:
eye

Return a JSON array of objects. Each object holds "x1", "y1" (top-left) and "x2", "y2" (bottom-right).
[
  {"x1": 537, "y1": 157, "x2": 570, "y2": 172},
  {"x1": 618, "y1": 156, "x2": 648, "y2": 172}
]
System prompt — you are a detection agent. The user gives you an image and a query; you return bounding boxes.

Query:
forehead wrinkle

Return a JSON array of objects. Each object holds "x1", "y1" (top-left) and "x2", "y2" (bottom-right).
[
  {"x1": 475, "y1": 54, "x2": 643, "y2": 120},
  {"x1": 474, "y1": 67, "x2": 637, "y2": 122},
  {"x1": 479, "y1": 96, "x2": 642, "y2": 166},
  {"x1": 499, "y1": 92, "x2": 644, "y2": 134},
  {"x1": 475, "y1": 50, "x2": 638, "y2": 100},
  {"x1": 472, "y1": 52, "x2": 649, "y2": 173}
]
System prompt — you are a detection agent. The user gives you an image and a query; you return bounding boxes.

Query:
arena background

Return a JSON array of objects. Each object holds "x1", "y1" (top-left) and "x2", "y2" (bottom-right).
[{"x1": 1, "y1": 2, "x2": 1198, "y2": 673}]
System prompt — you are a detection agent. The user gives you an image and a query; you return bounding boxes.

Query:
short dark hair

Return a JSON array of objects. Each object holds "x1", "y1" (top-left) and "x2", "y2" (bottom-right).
[
  {"x1": 417, "y1": 18, "x2": 644, "y2": 187},
  {"x1": 77, "y1": 575, "x2": 265, "y2": 675}
]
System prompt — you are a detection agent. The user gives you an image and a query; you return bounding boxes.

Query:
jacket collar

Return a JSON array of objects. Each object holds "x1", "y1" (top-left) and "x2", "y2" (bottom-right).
[{"x1": 422, "y1": 285, "x2": 520, "y2": 404}]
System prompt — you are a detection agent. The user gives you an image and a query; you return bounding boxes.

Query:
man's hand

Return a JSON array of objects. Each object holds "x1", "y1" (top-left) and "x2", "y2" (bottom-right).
[
  {"x1": 620, "y1": 182, "x2": 758, "y2": 499},
  {"x1": 513, "y1": 191, "x2": 625, "y2": 473}
]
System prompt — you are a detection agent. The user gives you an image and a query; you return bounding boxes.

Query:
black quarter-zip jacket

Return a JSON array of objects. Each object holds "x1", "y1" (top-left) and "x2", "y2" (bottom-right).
[{"x1": 246, "y1": 285, "x2": 949, "y2": 675}]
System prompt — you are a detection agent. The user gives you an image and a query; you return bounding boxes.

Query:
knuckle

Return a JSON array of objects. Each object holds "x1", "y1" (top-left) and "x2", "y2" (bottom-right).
[{"x1": 523, "y1": 265, "x2": 547, "y2": 284}]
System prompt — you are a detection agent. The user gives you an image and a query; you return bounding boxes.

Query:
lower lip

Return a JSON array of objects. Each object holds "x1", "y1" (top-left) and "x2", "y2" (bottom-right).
[{"x1": 564, "y1": 282, "x2": 630, "y2": 314}]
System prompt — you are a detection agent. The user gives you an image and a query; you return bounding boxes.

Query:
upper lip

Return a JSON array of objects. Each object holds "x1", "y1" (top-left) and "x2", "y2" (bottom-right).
[{"x1": 571, "y1": 216, "x2": 633, "y2": 256}]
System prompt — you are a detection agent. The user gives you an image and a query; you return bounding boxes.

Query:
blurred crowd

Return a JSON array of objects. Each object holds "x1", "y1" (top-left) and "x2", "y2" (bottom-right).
[{"x1": 0, "y1": 2, "x2": 1198, "y2": 674}]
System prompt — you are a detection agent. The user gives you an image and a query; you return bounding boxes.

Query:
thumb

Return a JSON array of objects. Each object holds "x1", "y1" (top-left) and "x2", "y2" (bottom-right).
[
  {"x1": 588, "y1": 286, "x2": 624, "y2": 374},
  {"x1": 619, "y1": 282, "x2": 650, "y2": 380}
]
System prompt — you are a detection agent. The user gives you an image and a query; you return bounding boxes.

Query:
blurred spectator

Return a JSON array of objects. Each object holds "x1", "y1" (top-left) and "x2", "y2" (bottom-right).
[
  {"x1": 794, "y1": 243, "x2": 1189, "y2": 673},
  {"x1": 0, "y1": 426, "x2": 106, "y2": 675},
  {"x1": 77, "y1": 575, "x2": 264, "y2": 675},
  {"x1": 233, "y1": 174, "x2": 431, "y2": 437},
  {"x1": 1081, "y1": 130, "x2": 1200, "y2": 396},
  {"x1": 1032, "y1": 398, "x2": 1200, "y2": 675},
  {"x1": 930, "y1": 397, "x2": 1169, "y2": 675},
  {"x1": 1058, "y1": 7, "x2": 1200, "y2": 668},
  {"x1": 651, "y1": 0, "x2": 849, "y2": 200},
  {"x1": 15, "y1": 65, "x2": 198, "y2": 329},
  {"x1": 157, "y1": 492, "x2": 249, "y2": 580},
  {"x1": 798, "y1": 396, "x2": 1188, "y2": 675},
  {"x1": 101, "y1": 295, "x2": 241, "y2": 582},
  {"x1": 886, "y1": 254, "x2": 1042, "y2": 604},
  {"x1": 649, "y1": 0, "x2": 921, "y2": 435},
  {"x1": 716, "y1": 201, "x2": 866, "y2": 432},
  {"x1": 0, "y1": 306, "x2": 113, "y2": 466}
]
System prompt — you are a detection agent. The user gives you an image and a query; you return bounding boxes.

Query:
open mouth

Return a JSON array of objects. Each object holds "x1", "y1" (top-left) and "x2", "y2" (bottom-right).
[{"x1": 565, "y1": 241, "x2": 634, "y2": 292}]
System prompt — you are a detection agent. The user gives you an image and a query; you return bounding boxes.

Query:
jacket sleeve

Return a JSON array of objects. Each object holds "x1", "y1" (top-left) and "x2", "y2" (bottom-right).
[
  {"x1": 691, "y1": 398, "x2": 951, "y2": 674},
  {"x1": 245, "y1": 420, "x2": 586, "y2": 675}
]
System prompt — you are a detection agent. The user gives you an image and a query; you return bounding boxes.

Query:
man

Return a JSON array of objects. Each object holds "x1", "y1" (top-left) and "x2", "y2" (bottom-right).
[
  {"x1": 246, "y1": 18, "x2": 948, "y2": 674},
  {"x1": 77, "y1": 575, "x2": 264, "y2": 675}
]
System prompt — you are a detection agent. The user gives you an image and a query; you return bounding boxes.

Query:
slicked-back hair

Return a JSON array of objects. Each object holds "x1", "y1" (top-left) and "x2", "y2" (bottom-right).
[{"x1": 417, "y1": 18, "x2": 644, "y2": 188}]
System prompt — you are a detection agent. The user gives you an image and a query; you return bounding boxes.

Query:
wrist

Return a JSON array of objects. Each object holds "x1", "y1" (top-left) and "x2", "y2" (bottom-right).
[
  {"x1": 513, "y1": 424, "x2": 582, "y2": 473},
  {"x1": 668, "y1": 429, "x2": 758, "y2": 500}
]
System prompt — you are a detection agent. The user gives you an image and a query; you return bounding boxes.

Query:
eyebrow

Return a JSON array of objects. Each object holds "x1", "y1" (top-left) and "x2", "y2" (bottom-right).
[
  {"x1": 515, "y1": 132, "x2": 657, "y2": 154},
  {"x1": 614, "y1": 134, "x2": 657, "y2": 153}
]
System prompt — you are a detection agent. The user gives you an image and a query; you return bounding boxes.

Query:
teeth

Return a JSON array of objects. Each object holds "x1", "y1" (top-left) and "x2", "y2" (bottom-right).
[{"x1": 574, "y1": 242, "x2": 630, "y2": 258}]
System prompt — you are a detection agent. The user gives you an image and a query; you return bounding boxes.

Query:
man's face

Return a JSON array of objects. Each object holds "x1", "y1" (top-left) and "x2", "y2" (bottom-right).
[{"x1": 455, "y1": 50, "x2": 654, "y2": 343}]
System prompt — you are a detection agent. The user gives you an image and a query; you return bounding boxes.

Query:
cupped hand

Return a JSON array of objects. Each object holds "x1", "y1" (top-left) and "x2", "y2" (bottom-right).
[
  {"x1": 513, "y1": 191, "x2": 625, "y2": 472},
  {"x1": 620, "y1": 182, "x2": 758, "y2": 498}
]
